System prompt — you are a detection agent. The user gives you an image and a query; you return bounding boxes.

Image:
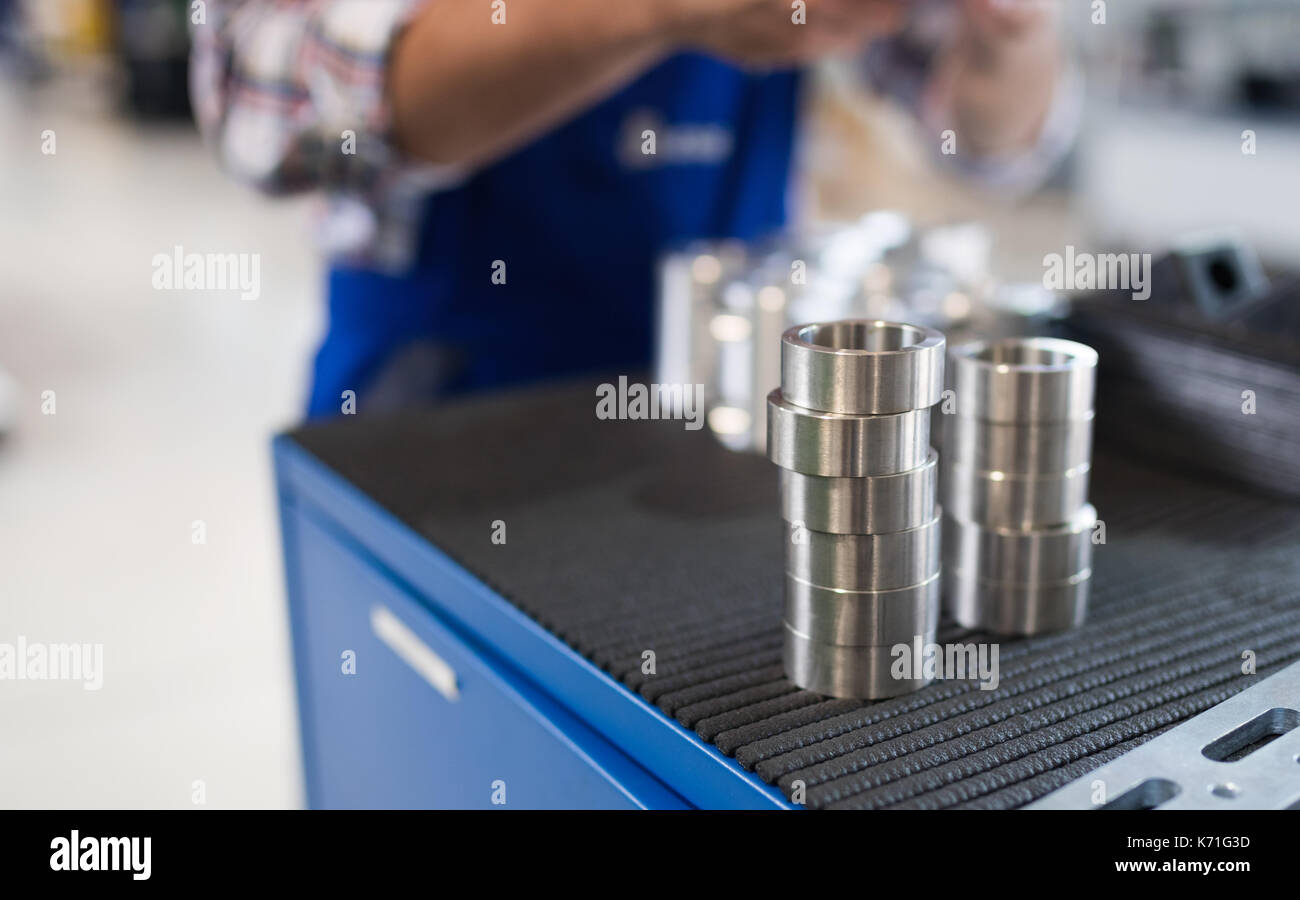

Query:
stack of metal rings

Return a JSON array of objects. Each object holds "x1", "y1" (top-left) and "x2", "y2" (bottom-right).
[
  {"x1": 767, "y1": 321, "x2": 946, "y2": 699},
  {"x1": 943, "y1": 337, "x2": 1099, "y2": 635}
]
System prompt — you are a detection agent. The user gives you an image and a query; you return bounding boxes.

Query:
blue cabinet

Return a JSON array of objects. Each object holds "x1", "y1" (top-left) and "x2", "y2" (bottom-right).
[
  {"x1": 276, "y1": 438, "x2": 789, "y2": 810},
  {"x1": 286, "y1": 508, "x2": 685, "y2": 809}
]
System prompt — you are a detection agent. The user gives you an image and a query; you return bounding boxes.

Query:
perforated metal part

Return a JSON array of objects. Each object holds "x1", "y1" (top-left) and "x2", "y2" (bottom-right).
[{"x1": 1030, "y1": 659, "x2": 1300, "y2": 810}]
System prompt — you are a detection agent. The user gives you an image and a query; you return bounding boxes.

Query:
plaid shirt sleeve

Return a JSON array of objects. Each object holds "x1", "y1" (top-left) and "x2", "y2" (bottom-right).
[{"x1": 190, "y1": 0, "x2": 456, "y2": 269}]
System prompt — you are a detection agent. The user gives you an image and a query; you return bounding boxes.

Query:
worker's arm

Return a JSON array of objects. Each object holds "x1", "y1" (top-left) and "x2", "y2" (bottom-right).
[
  {"x1": 192, "y1": 0, "x2": 909, "y2": 194},
  {"x1": 387, "y1": 2, "x2": 666, "y2": 168},
  {"x1": 389, "y1": 0, "x2": 908, "y2": 168}
]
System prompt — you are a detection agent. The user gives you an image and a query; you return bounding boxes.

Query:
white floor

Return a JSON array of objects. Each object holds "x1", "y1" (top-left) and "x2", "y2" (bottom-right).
[{"x1": 0, "y1": 75, "x2": 319, "y2": 808}]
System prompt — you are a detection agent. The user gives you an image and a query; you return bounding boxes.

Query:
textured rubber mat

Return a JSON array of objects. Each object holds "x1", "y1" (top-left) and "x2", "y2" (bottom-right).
[{"x1": 291, "y1": 379, "x2": 1300, "y2": 809}]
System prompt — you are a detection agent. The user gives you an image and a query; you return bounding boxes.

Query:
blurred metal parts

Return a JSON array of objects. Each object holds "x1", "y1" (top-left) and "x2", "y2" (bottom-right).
[{"x1": 655, "y1": 214, "x2": 1063, "y2": 454}]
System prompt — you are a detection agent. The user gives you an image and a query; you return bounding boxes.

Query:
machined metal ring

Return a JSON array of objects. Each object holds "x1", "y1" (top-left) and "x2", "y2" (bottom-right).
[
  {"x1": 784, "y1": 572, "x2": 940, "y2": 645},
  {"x1": 780, "y1": 451, "x2": 937, "y2": 533},
  {"x1": 783, "y1": 621, "x2": 935, "y2": 699},
  {"x1": 942, "y1": 460, "x2": 1091, "y2": 529},
  {"x1": 950, "y1": 337, "x2": 1097, "y2": 424},
  {"x1": 786, "y1": 512, "x2": 942, "y2": 591},
  {"x1": 943, "y1": 568, "x2": 1091, "y2": 635},
  {"x1": 942, "y1": 504, "x2": 1097, "y2": 584},
  {"x1": 943, "y1": 413, "x2": 1094, "y2": 475},
  {"x1": 767, "y1": 389, "x2": 931, "y2": 477},
  {"x1": 780, "y1": 320, "x2": 945, "y2": 415}
]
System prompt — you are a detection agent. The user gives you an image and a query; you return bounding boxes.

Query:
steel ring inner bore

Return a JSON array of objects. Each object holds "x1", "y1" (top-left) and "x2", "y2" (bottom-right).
[{"x1": 780, "y1": 320, "x2": 945, "y2": 415}]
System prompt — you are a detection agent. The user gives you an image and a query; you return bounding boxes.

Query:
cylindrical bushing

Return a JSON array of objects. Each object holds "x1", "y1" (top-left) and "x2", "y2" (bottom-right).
[
  {"x1": 942, "y1": 504, "x2": 1097, "y2": 584},
  {"x1": 766, "y1": 389, "x2": 930, "y2": 476},
  {"x1": 950, "y1": 337, "x2": 1097, "y2": 424},
  {"x1": 942, "y1": 460, "x2": 1091, "y2": 529},
  {"x1": 787, "y1": 512, "x2": 942, "y2": 592},
  {"x1": 783, "y1": 572, "x2": 940, "y2": 645},
  {"x1": 944, "y1": 568, "x2": 1091, "y2": 635},
  {"x1": 780, "y1": 450, "x2": 937, "y2": 534},
  {"x1": 780, "y1": 321, "x2": 945, "y2": 415},
  {"x1": 944, "y1": 413, "x2": 1094, "y2": 475},
  {"x1": 782, "y1": 622, "x2": 935, "y2": 698}
]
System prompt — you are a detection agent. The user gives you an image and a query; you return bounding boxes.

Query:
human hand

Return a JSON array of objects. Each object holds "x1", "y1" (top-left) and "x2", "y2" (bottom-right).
[
  {"x1": 924, "y1": 0, "x2": 1062, "y2": 156},
  {"x1": 658, "y1": 0, "x2": 909, "y2": 68}
]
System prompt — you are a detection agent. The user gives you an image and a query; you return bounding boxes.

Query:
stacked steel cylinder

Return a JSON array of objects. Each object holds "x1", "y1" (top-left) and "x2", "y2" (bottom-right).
[
  {"x1": 767, "y1": 321, "x2": 946, "y2": 698},
  {"x1": 943, "y1": 337, "x2": 1099, "y2": 635}
]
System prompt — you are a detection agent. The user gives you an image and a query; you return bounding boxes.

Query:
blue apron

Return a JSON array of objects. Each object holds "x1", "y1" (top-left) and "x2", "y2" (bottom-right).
[{"x1": 308, "y1": 54, "x2": 799, "y2": 417}]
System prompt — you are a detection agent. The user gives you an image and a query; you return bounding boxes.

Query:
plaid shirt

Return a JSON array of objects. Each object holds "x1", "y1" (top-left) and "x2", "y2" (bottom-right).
[{"x1": 191, "y1": 1, "x2": 1080, "y2": 273}]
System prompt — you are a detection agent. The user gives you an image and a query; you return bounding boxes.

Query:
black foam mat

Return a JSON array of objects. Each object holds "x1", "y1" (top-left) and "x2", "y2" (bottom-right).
[{"x1": 290, "y1": 379, "x2": 1300, "y2": 809}]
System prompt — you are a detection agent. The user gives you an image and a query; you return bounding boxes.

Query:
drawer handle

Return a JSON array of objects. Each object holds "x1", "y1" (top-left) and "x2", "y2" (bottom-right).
[{"x1": 370, "y1": 605, "x2": 460, "y2": 702}]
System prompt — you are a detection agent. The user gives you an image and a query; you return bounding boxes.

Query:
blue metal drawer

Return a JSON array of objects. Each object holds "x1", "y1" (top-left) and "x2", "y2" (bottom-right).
[{"x1": 284, "y1": 502, "x2": 687, "y2": 809}]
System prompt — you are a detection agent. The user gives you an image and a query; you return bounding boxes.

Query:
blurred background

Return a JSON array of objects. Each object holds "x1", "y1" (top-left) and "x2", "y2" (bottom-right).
[{"x1": 0, "y1": 0, "x2": 1297, "y2": 808}]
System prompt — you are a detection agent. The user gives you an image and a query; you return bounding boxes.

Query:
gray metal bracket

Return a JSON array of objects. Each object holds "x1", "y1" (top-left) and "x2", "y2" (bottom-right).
[{"x1": 1030, "y1": 660, "x2": 1300, "y2": 810}]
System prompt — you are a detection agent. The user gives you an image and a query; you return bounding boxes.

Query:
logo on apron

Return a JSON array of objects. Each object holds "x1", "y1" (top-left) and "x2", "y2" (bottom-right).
[{"x1": 618, "y1": 108, "x2": 734, "y2": 170}]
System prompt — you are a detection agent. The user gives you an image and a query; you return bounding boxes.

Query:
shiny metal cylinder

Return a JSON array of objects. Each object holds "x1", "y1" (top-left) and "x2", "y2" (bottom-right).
[
  {"x1": 775, "y1": 318, "x2": 946, "y2": 699},
  {"x1": 780, "y1": 451, "x2": 937, "y2": 533},
  {"x1": 945, "y1": 568, "x2": 1091, "y2": 635},
  {"x1": 784, "y1": 573, "x2": 939, "y2": 644},
  {"x1": 766, "y1": 389, "x2": 930, "y2": 476},
  {"x1": 780, "y1": 321, "x2": 945, "y2": 415},
  {"x1": 942, "y1": 504, "x2": 1096, "y2": 583},
  {"x1": 788, "y1": 512, "x2": 942, "y2": 591},
  {"x1": 950, "y1": 337, "x2": 1097, "y2": 424},
  {"x1": 944, "y1": 414, "x2": 1094, "y2": 475},
  {"x1": 783, "y1": 622, "x2": 935, "y2": 698},
  {"x1": 943, "y1": 460, "x2": 1091, "y2": 529}
]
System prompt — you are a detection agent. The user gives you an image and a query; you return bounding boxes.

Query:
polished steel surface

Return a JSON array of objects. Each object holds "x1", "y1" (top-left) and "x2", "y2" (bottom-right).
[
  {"x1": 943, "y1": 413, "x2": 1094, "y2": 475},
  {"x1": 774, "y1": 318, "x2": 946, "y2": 700},
  {"x1": 783, "y1": 622, "x2": 935, "y2": 698},
  {"x1": 780, "y1": 451, "x2": 937, "y2": 533},
  {"x1": 780, "y1": 320, "x2": 945, "y2": 415},
  {"x1": 788, "y1": 512, "x2": 942, "y2": 591},
  {"x1": 942, "y1": 460, "x2": 1091, "y2": 529},
  {"x1": 783, "y1": 572, "x2": 940, "y2": 645},
  {"x1": 766, "y1": 389, "x2": 930, "y2": 477},
  {"x1": 942, "y1": 504, "x2": 1096, "y2": 583},
  {"x1": 950, "y1": 337, "x2": 1097, "y2": 424},
  {"x1": 944, "y1": 568, "x2": 1091, "y2": 635}
]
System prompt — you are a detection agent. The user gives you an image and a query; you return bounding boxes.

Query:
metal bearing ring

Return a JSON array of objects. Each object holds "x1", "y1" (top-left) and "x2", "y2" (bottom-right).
[
  {"x1": 942, "y1": 460, "x2": 1091, "y2": 529},
  {"x1": 787, "y1": 512, "x2": 942, "y2": 591},
  {"x1": 943, "y1": 413, "x2": 1094, "y2": 475},
  {"x1": 766, "y1": 390, "x2": 931, "y2": 477},
  {"x1": 783, "y1": 572, "x2": 939, "y2": 645},
  {"x1": 942, "y1": 504, "x2": 1097, "y2": 584},
  {"x1": 950, "y1": 337, "x2": 1097, "y2": 424},
  {"x1": 783, "y1": 622, "x2": 935, "y2": 699},
  {"x1": 780, "y1": 450, "x2": 937, "y2": 533},
  {"x1": 944, "y1": 568, "x2": 1091, "y2": 635},
  {"x1": 780, "y1": 320, "x2": 945, "y2": 415}
]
